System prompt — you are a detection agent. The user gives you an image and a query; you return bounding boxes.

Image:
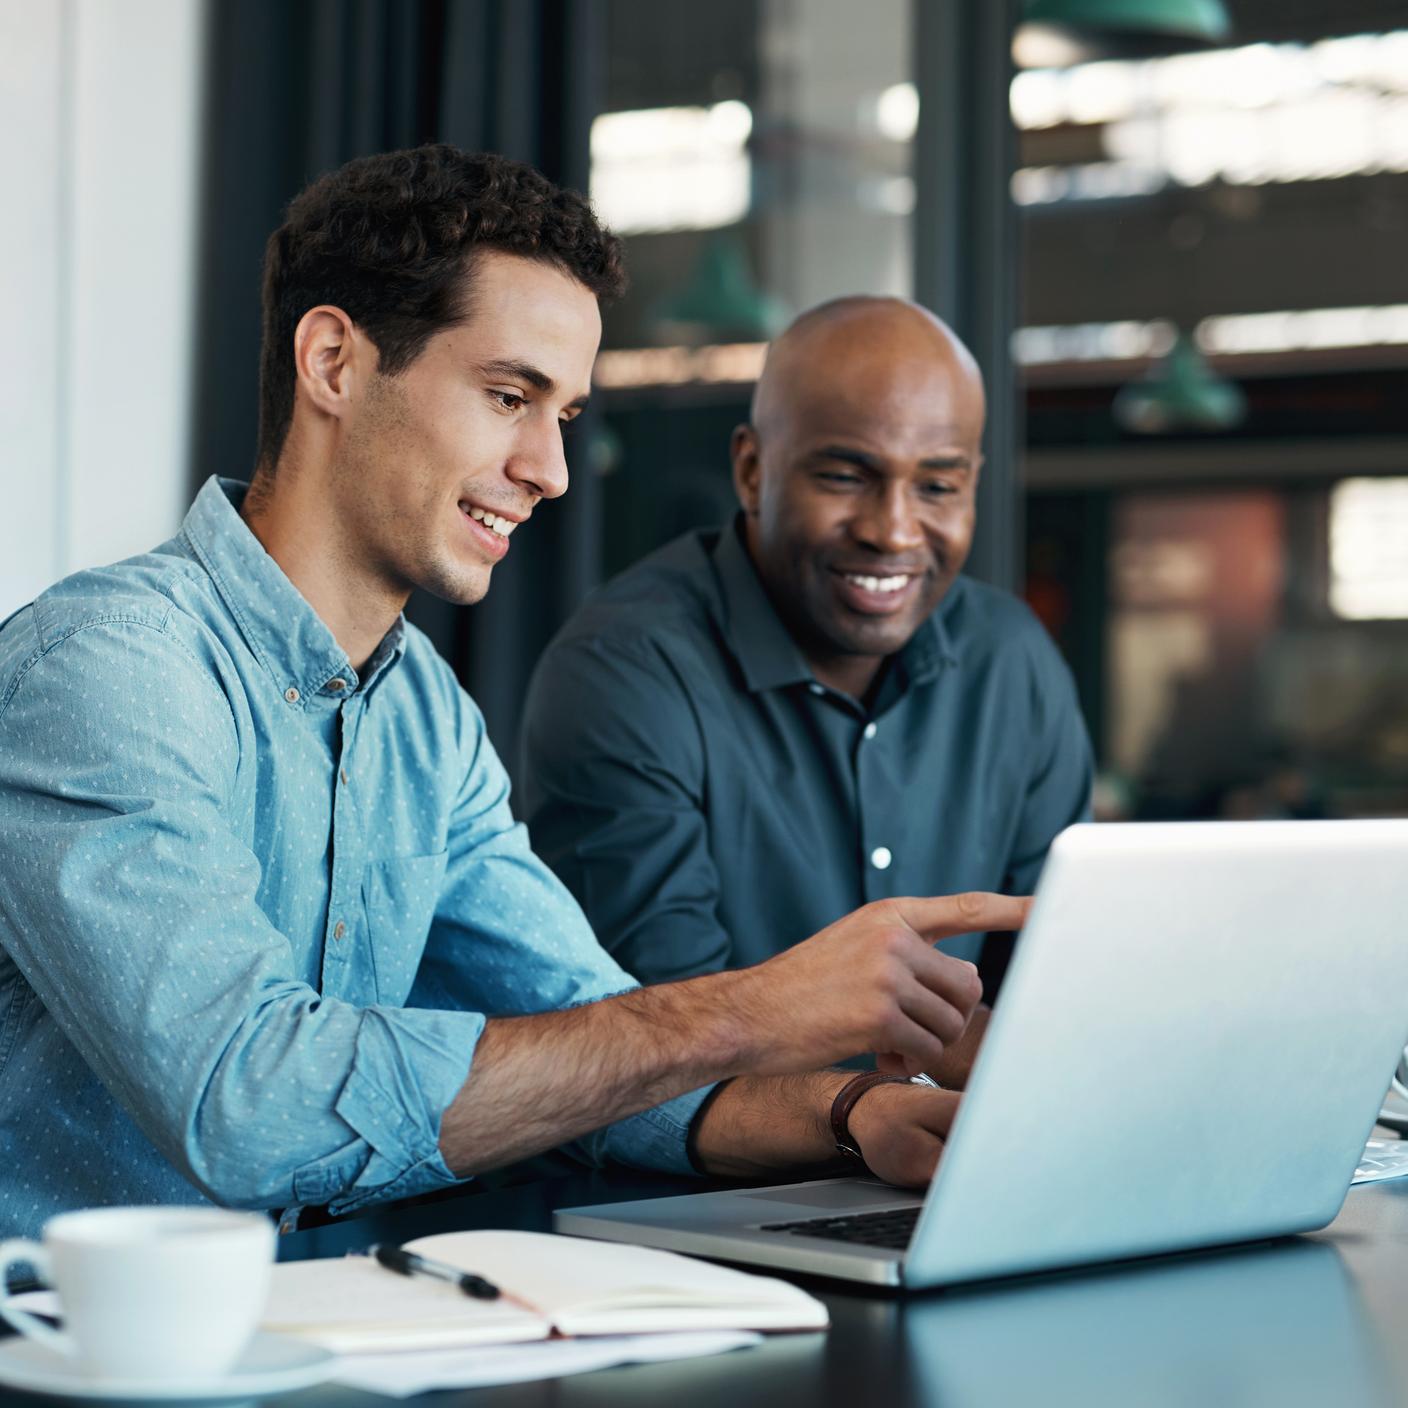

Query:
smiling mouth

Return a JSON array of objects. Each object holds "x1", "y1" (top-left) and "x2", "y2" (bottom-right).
[
  {"x1": 459, "y1": 502, "x2": 520, "y2": 539},
  {"x1": 840, "y1": 571, "x2": 913, "y2": 595}
]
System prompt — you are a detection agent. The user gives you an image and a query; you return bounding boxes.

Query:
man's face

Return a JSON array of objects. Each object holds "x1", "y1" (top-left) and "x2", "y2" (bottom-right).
[
  {"x1": 333, "y1": 250, "x2": 600, "y2": 606},
  {"x1": 735, "y1": 321, "x2": 984, "y2": 678}
]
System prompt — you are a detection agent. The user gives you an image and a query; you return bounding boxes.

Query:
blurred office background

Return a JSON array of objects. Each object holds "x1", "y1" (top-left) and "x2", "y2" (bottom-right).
[{"x1": 5, "y1": 0, "x2": 1406, "y2": 820}]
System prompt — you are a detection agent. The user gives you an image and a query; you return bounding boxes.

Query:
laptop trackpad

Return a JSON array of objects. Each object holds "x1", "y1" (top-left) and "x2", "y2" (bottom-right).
[{"x1": 742, "y1": 1181, "x2": 912, "y2": 1210}]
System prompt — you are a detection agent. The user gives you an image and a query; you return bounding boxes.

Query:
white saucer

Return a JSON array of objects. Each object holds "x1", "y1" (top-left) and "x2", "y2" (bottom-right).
[{"x1": 0, "y1": 1331, "x2": 336, "y2": 1401}]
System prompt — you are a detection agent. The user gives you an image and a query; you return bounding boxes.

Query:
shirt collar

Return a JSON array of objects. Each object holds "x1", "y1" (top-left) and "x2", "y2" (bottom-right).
[
  {"x1": 711, "y1": 514, "x2": 958, "y2": 696},
  {"x1": 711, "y1": 518, "x2": 814, "y2": 693},
  {"x1": 899, "y1": 587, "x2": 960, "y2": 688},
  {"x1": 181, "y1": 477, "x2": 407, "y2": 704}
]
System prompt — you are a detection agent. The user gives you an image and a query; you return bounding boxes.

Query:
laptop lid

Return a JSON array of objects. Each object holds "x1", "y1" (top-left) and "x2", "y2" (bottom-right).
[{"x1": 904, "y1": 819, "x2": 1408, "y2": 1287}]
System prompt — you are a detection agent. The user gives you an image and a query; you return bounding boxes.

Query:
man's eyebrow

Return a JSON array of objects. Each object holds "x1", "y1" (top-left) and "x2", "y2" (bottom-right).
[
  {"x1": 816, "y1": 446, "x2": 882, "y2": 470},
  {"x1": 479, "y1": 358, "x2": 555, "y2": 392},
  {"x1": 814, "y1": 446, "x2": 973, "y2": 472},
  {"x1": 479, "y1": 359, "x2": 590, "y2": 411}
]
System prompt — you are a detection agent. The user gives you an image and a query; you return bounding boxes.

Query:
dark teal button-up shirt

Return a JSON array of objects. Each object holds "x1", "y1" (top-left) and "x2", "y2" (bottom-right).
[{"x1": 521, "y1": 518, "x2": 1093, "y2": 984}]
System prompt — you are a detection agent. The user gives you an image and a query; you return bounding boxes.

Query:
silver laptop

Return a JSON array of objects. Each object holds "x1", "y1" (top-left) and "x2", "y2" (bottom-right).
[{"x1": 556, "y1": 820, "x2": 1408, "y2": 1289}]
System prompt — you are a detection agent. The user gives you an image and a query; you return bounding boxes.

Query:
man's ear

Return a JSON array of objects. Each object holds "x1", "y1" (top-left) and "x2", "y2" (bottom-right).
[
  {"x1": 731, "y1": 424, "x2": 762, "y2": 515},
  {"x1": 292, "y1": 305, "x2": 366, "y2": 424}
]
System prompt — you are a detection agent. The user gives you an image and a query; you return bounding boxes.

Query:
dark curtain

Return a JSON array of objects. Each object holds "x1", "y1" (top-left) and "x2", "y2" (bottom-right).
[{"x1": 193, "y1": 0, "x2": 605, "y2": 784}]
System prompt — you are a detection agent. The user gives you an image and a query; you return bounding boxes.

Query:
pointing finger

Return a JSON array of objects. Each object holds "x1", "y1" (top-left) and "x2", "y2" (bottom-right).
[{"x1": 890, "y1": 892, "x2": 1031, "y2": 941}]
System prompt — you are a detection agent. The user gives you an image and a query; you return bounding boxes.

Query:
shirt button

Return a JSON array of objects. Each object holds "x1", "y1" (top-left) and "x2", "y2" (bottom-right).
[
  {"x1": 808, "y1": 683, "x2": 825, "y2": 697},
  {"x1": 327, "y1": 677, "x2": 348, "y2": 693},
  {"x1": 333, "y1": 920, "x2": 346, "y2": 940},
  {"x1": 284, "y1": 687, "x2": 300, "y2": 704},
  {"x1": 863, "y1": 721, "x2": 878, "y2": 740},
  {"x1": 339, "y1": 768, "x2": 349, "y2": 786},
  {"x1": 870, "y1": 846, "x2": 893, "y2": 871}
]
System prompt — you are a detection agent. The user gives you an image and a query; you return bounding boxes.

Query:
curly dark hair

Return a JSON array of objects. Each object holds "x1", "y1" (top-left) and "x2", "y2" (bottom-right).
[{"x1": 255, "y1": 144, "x2": 626, "y2": 470}]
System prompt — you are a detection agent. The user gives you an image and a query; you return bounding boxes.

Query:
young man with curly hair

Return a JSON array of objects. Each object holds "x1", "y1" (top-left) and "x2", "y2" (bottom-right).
[{"x1": 0, "y1": 146, "x2": 1024, "y2": 1236}]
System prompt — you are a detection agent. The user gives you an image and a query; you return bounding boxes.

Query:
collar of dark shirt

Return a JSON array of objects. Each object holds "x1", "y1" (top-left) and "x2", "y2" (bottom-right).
[
  {"x1": 181, "y1": 476, "x2": 408, "y2": 707},
  {"x1": 710, "y1": 513, "x2": 958, "y2": 703}
]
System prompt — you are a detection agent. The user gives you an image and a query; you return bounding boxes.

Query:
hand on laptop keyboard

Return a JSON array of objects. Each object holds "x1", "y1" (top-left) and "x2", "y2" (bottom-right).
[{"x1": 846, "y1": 1080, "x2": 961, "y2": 1188}]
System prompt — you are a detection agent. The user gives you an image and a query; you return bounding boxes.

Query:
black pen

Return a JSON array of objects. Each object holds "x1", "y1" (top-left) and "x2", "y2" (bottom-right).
[{"x1": 368, "y1": 1243, "x2": 500, "y2": 1300}]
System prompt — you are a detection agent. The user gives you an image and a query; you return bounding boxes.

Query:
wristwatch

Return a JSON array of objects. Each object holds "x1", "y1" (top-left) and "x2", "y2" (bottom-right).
[{"x1": 829, "y1": 1072, "x2": 916, "y2": 1164}]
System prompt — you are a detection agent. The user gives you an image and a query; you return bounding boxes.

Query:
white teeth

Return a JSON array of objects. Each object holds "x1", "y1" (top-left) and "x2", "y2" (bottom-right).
[
  {"x1": 463, "y1": 505, "x2": 517, "y2": 538},
  {"x1": 846, "y1": 573, "x2": 910, "y2": 594}
]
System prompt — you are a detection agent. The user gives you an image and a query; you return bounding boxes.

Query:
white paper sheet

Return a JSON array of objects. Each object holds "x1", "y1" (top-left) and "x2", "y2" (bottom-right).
[
  {"x1": 329, "y1": 1329, "x2": 764, "y2": 1396},
  {"x1": 1352, "y1": 1139, "x2": 1408, "y2": 1184}
]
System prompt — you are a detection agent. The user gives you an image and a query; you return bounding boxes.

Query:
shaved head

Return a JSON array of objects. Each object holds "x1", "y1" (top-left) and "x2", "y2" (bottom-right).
[
  {"x1": 731, "y1": 296, "x2": 986, "y2": 700},
  {"x1": 751, "y1": 296, "x2": 984, "y2": 442}
]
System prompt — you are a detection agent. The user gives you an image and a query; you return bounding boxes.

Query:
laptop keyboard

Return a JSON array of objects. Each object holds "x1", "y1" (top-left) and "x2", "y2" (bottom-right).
[{"x1": 760, "y1": 1206, "x2": 921, "y2": 1250}]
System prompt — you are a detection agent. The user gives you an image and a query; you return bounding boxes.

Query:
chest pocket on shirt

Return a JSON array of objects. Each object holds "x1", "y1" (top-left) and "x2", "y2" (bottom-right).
[{"x1": 363, "y1": 851, "x2": 449, "y2": 1004}]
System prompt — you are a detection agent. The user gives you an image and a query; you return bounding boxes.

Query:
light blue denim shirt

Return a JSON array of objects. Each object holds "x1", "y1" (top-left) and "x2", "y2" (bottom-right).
[{"x1": 0, "y1": 477, "x2": 710, "y2": 1238}]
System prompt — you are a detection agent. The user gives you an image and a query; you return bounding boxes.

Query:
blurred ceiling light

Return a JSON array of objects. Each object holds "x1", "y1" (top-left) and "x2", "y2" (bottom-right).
[
  {"x1": 1017, "y1": 0, "x2": 1231, "y2": 65},
  {"x1": 1197, "y1": 305, "x2": 1408, "y2": 355},
  {"x1": 875, "y1": 83, "x2": 919, "y2": 142},
  {"x1": 1009, "y1": 29, "x2": 1408, "y2": 204},
  {"x1": 594, "y1": 343, "x2": 768, "y2": 391},
  {"x1": 1329, "y1": 478, "x2": 1408, "y2": 620},
  {"x1": 1014, "y1": 318, "x2": 1176, "y2": 364},
  {"x1": 1018, "y1": 305, "x2": 1408, "y2": 365},
  {"x1": 590, "y1": 101, "x2": 753, "y2": 235},
  {"x1": 1013, "y1": 25, "x2": 1089, "y2": 70},
  {"x1": 1112, "y1": 330, "x2": 1246, "y2": 433}
]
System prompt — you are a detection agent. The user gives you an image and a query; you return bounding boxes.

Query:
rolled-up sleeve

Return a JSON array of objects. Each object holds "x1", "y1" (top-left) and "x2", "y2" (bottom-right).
[
  {"x1": 0, "y1": 619, "x2": 479, "y2": 1214},
  {"x1": 409, "y1": 686, "x2": 713, "y2": 1175}
]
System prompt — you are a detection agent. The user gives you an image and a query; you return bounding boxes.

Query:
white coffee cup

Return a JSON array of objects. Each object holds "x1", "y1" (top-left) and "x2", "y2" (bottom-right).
[{"x1": 0, "y1": 1206, "x2": 275, "y2": 1382}]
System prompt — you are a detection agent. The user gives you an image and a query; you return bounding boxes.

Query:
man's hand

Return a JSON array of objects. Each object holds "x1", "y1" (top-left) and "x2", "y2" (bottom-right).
[
  {"x1": 437, "y1": 891, "x2": 1027, "y2": 1177},
  {"x1": 848, "y1": 1080, "x2": 961, "y2": 1187},
  {"x1": 731, "y1": 893, "x2": 1029, "y2": 1078},
  {"x1": 689, "y1": 1069, "x2": 962, "y2": 1184},
  {"x1": 878, "y1": 1003, "x2": 991, "y2": 1089}
]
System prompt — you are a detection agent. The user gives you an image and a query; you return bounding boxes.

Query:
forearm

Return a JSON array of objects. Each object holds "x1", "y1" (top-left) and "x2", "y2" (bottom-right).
[
  {"x1": 689, "y1": 1071, "x2": 851, "y2": 1178},
  {"x1": 438, "y1": 969, "x2": 763, "y2": 1175},
  {"x1": 437, "y1": 892, "x2": 1023, "y2": 1177}
]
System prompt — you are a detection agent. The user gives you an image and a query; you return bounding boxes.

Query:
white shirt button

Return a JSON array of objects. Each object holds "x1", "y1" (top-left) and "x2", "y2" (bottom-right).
[
  {"x1": 284, "y1": 687, "x2": 300, "y2": 704},
  {"x1": 870, "y1": 846, "x2": 893, "y2": 870},
  {"x1": 808, "y1": 683, "x2": 825, "y2": 697},
  {"x1": 863, "y1": 722, "x2": 878, "y2": 740},
  {"x1": 333, "y1": 920, "x2": 346, "y2": 940},
  {"x1": 327, "y1": 677, "x2": 348, "y2": 692}
]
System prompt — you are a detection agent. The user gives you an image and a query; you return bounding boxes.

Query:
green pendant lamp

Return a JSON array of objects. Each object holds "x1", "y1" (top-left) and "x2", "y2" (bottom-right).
[
  {"x1": 1113, "y1": 331, "x2": 1246, "y2": 434},
  {"x1": 654, "y1": 234, "x2": 790, "y2": 344},
  {"x1": 1021, "y1": 0, "x2": 1231, "y2": 60}
]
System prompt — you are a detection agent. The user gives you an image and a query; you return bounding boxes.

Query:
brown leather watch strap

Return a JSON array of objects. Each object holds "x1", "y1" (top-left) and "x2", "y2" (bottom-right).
[{"x1": 830, "y1": 1071, "x2": 913, "y2": 1163}]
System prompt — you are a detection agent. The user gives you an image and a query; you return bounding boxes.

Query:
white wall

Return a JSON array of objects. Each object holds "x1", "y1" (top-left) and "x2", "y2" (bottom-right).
[{"x1": 0, "y1": 0, "x2": 205, "y2": 621}]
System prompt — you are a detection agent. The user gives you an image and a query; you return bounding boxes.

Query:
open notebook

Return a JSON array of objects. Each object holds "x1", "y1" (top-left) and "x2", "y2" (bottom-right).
[{"x1": 262, "y1": 1230, "x2": 827, "y2": 1352}]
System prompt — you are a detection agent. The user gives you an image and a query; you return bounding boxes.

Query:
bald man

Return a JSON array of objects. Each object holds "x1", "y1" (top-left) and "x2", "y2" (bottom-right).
[{"x1": 521, "y1": 297, "x2": 1092, "y2": 1085}]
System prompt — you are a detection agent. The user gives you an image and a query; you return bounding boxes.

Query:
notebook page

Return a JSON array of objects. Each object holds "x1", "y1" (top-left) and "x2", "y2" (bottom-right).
[
  {"x1": 261, "y1": 1255, "x2": 551, "y2": 1352},
  {"x1": 404, "y1": 1231, "x2": 827, "y2": 1334}
]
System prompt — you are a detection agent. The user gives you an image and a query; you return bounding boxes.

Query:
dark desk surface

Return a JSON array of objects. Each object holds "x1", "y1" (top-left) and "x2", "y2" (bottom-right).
[{"x1": 9, "y1": 1171, "x2": 1408, "y2": 1407}]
